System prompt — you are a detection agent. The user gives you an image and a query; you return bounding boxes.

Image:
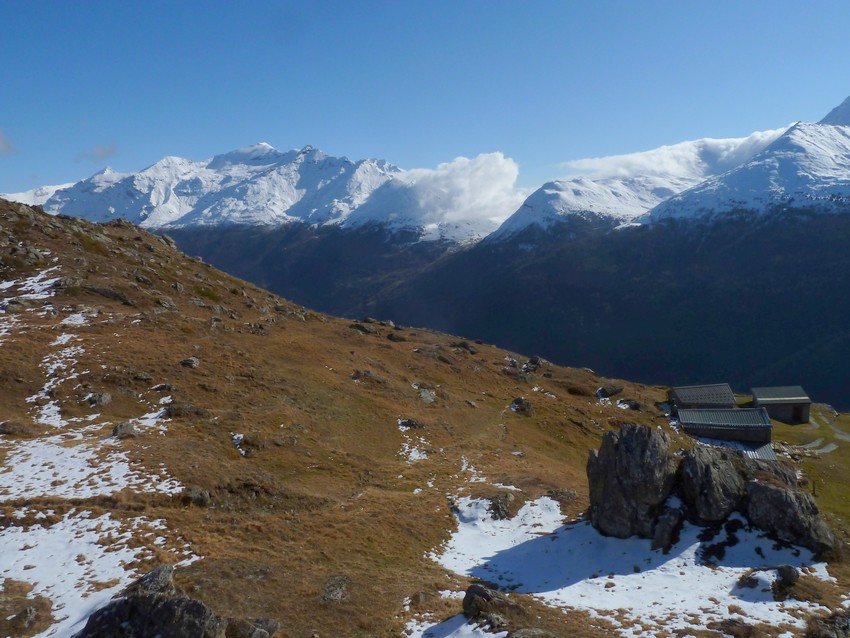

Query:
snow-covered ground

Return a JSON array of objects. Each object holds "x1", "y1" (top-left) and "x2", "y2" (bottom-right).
[
  {"x1": 422, "y1": 496, "x2": 833, "y2": 637},
  {"x1": 0, "y1": 260, "x2": 197, "y2": 638}
]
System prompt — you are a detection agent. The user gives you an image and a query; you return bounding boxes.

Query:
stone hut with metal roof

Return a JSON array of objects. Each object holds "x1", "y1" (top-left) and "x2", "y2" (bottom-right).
[
  {"x1": 752, "y1": 386, "x2": 811, "y2": 424},
  {"x1": 668, "y1": 383, "x2": 736, "y2": 411}
]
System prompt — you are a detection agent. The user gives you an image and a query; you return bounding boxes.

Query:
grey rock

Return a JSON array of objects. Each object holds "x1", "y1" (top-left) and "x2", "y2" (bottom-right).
[
  {"x1": 597, "y1": 383, "x2": 624, "y2": 399},
  {"x1": 181, "y1": 357, "x2": 200, "y2": 369},
  {"x1": 806, "y1": 610, "x2": 850, "y2": 637},
  {"x1": 488, "y1": 493, "x2": 516, "y2": 520},
  {"x1": 680, "y1": 446, "x2": 746, "y2": 523},
  {"x1": 88, "y1": 392, "x2": 112, "y2": 407},
  {"x1": 449, "y1": 340, "x2": 479, "y2": 354},
  {"x1": 776, "y1": 564, "x2": 800, "y2": 590},
  {"x1": 462, "y1": 584, "x2": 509, "y2": 619},
  {"x1": 398, "y1": 418, "x2": 425, "y2": 430},
  {"x1": 183, "y1": 486, "x2": 211, "y2": 507},
  {"x1": 348, "y1": 322, "x2": 376, "y2": 334},
  {"x1": 75, "y1": 565, "x2": 278, "y2": 638},
  {"x1": 651, "y1": 506, "x2": 684, "y2": 552},
  {"x1": 586, "y1": 424, "x2": 677, "y2": 539},
  {"x1": 112, "y1": 422, "x2": 138, "y2": 439},
  {"x1": 510, "y1": 397, "x2": 533, "y2": 416},
  {"x1": 746, "y1": 480, "x2": 836, "y2": 556},
  {"x1": 321, "y1": 575, "x2": 350, "y2": 603},
  {"x1": 386, "y1": 332, "x2": 407, "y2": 342}
]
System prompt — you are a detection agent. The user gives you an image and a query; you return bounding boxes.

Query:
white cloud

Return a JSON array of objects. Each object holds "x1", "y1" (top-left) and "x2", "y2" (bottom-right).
[
  {"x1": 401, "y1": 152, "x2": 529, "y2": 226},
  {"x1": 561, "y1": 126, "x2": 790, "y2": 181}
]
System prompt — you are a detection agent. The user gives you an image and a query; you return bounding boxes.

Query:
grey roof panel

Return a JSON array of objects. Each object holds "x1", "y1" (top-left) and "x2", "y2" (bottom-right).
[
  {"x1": 751, "y1": 386, "x2": 811, "y2": 404},
  {"x1": 678, "y1": 408, "x2": 771, "y2": 428},
  {"x1": 670, "y1": 384, "x2": 736, "y2": 405}
]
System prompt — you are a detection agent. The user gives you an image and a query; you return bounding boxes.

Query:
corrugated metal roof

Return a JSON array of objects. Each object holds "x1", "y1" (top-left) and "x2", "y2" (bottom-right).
[
  {"x1": 695, "y1": 437, "x2": 777, "y2": 461},
  {"x1": 752, "y1": 386, "x2": 811, "y2": 404},
  {"x1": 670, "y1": 384, "x2": 735, "y2": 406},
  {"x1": 678, "y1": 408, "x2": 771, "y2": 428}
]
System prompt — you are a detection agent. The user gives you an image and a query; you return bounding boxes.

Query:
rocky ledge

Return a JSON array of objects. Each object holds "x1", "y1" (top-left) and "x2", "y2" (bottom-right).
[{"x1": 587, "y1": 424, "x2": 837, "y2": 557}]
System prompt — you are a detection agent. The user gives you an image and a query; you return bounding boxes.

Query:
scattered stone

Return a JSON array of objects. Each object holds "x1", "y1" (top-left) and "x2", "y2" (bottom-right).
[
  {"x1": 112, "y1": 422, "x2": 138, "y2": 439},
  {"x1": 75, "y1": 565, "x2": 278, "y2": 638},
  {"x1": 652, "y1": 506, "x2": 684, "y2": 552},
  {"x1": 398, "y1": 418, "x2": 426, "y2": 430},
  {"x1": 83, "y1": 285, "x2": 134, "y2": 306},
  {"x1": 465, "y1": 399, "x2": 478, "y2": 409},
  {"x1": 450, "y1": 340, "x2": 479, "y2": 354},
  {"x1": 616, "y1": 398, "x2": 642, "y2": 410},
  {"x1": 546, "y1": 488, "x2": 577, "y2": 505},
  {"x1": 386, "y1": 332, "x2": 406, "y2": 342},
  {"x1": 437, "y1": 354, "x2": 457, "y2": 365},
  {"x1": 502, "y1": 367, "x2": 531, "y2": 382},
  {"x1": 348, "y1": 322, "x2": 376, "y2": 334},
  {"x1": 462, "y1": 584, "x2": 509, "y2": 618},
  {"x1": 806, "y1": 610, "x2": 850, "y2": 637},
  {"x1": 597, "y1": 383, "x2": 624, "y2": 399},
  {"x1": 350, "y1": 370, "x2": 385, "y2": 384},
  {"x1": 510, "y1": 397, "x2": 533, "y2": 416},
  {"x1": 488, "y1": 493, "x2": 516, "y2": 520},
  {"x1": 182, "y1": 486, "x2": 211, "y2": 507},
  {"x1": 88, "y1": 391, "x2": 112, "y2": 407},
  {"x1": 0, "y1": 420, "x2": 34, "y2": 437},
  {"x1": 775, "y1": 564, "x2": 800, "y2": 591},
  {"x1": 180, "y1": 357, "x2": 200, "y2": 369},
  {"x1": 321, "y1": 575, "x2": 350, "y2": 603}
]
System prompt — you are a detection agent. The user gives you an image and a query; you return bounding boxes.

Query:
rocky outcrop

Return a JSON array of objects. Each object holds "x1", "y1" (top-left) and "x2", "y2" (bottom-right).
[
  {"x1": 586, "y1": 424, "x2": 677, "y2": 538},
  {"x1": 806, "y1": 610, "x2": 850, "y2": 637},
  {"x1": 680, "y1": 446, "x2": 746, "y2": 523},
  {"x1": 74, "y1": 565, "x2": 279, "y2": 638},
  {"x1": 746, "y1": 480, "x2": 836, "y2": 556},
  {"x1": 587, "y1": 424, "x2": 838, "y2": 556}
]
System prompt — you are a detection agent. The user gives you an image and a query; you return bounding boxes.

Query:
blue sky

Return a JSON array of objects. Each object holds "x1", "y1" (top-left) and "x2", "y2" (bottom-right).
[{"x1": 1, "y1": 0, "x2": 849, "y2": 193}]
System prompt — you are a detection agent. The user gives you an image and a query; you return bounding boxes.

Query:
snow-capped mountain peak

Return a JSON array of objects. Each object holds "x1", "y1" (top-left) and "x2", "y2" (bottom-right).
[
  {"x1": 647, "y1": 114, "x2": 850, "y2": 222},
  {"x1": 2, "y1": 144, "x2": 522, "y2": 242},
  {"x1": 489, "y1": 127, "x2": 789, "y2": 240},
  {"x1": 819, "y1": 95, "x2": 850, "y2": 126}
]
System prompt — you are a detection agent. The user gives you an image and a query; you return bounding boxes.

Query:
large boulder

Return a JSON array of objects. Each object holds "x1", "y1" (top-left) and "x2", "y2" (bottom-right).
[
  {"x1": 586, "y1": 424, "x2": 677, "y2": 538},
  {"x1": 746, "y1": 480, "x2": 836, "y2": 557},
  {"x1": 74, "y1": 565, "x2": 278, "y2": 638},
  {"x1": 680, "y1": 446, "x2": 746, "y2": 523}
]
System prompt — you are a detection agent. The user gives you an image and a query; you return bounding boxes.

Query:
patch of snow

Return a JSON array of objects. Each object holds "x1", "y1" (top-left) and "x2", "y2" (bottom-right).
[
  {"x1": 0, "y1": 510, "x2": 196, "y2": 638},
  {"x1": 405, "y1": 614, "x2": 507, "y2": 638},
  {"x1": 432, "y1": 498, "x2": 832, "y2": 635}
]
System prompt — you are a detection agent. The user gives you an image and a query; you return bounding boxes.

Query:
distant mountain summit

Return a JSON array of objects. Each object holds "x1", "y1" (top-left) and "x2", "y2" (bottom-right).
[
  {"x1": 6, "y1": 144, "x2": 508, "y2": 243},
  {"x1": 648, "y1": 97, "x2": 850, "y2": 221},
  {"x1": 488, "y1": 128, "x2": 789, "y2": 240}
]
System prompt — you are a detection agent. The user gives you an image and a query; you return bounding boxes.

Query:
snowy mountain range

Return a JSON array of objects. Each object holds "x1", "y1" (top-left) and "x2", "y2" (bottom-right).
[
  {"x1": 6, "y1": 96, "x2": 850, "y2": 241},
  {"x1": 4, "y1": 144, "x2": 521, "y2": 243}
]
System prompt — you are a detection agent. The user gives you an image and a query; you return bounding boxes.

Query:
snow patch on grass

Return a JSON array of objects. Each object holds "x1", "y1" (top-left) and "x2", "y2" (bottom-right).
[
  {"x1": 432, "y1": 497, "x2": 832, "y2": 635},
  {"x1": 0, "y1": 509, "x2": 197, "y2": 638}
]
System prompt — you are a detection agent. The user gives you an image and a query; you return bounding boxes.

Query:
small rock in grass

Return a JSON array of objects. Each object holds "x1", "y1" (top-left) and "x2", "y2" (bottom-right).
[{"x1": 113, "y1": 422, "x2": 138, "y2": 439}]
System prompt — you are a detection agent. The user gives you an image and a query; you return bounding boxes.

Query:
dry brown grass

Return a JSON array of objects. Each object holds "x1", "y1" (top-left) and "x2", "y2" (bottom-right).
[{"x1": 3, "y1": 200, "x2": 849, "y2": 637}]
